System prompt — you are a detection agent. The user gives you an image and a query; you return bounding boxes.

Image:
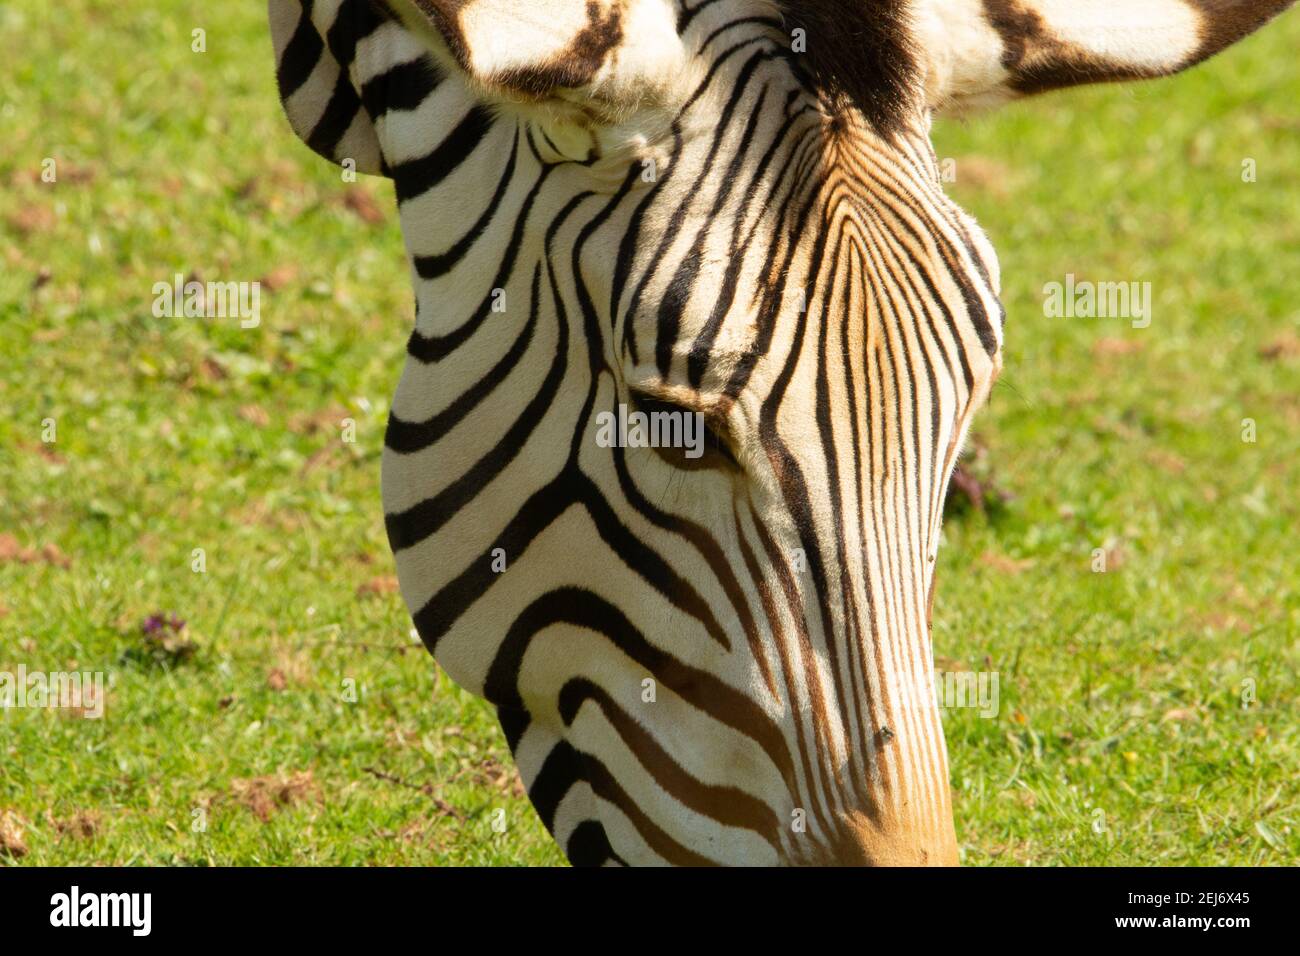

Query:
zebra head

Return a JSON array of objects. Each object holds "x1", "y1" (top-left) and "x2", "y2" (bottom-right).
[{"x1": 270, "y1": 0, "x2": 1294, "y2": 865}]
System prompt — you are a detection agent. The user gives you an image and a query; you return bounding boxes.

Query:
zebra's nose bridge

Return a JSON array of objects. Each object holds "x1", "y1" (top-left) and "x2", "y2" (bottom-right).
[{"x1": 742, "y1": 353, "x2": 963, "y2": 843}]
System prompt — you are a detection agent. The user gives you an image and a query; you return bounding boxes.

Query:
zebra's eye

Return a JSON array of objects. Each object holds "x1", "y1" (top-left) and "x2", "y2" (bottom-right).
[{"x1": 627, "y1": 391, "x2": 739, "y2": 471}]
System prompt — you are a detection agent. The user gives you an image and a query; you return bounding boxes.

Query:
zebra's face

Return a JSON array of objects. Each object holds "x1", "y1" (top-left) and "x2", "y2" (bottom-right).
[
  {"x1": 273, "y1": 0, "x2": 1292, "y2": 864},
  {"x1": 378, "y1": 0, "x2": 1005, "y2": 865},
  {"x1": 605, "y1": 80, "x2": 1006, "y2": 865}
]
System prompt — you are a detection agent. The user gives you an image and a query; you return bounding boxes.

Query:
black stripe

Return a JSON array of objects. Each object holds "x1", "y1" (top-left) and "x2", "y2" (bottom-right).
[
  {"x1": 384, "y1": 259, "x2": 539, "y2": 454},
  {"x1": 306, "y1": 73, "x2": 363, "y2": 158},
  {"x1": 391, "y1": 106, "x2": 494, "y2": 203},
  {"x1": 412, "y1": 130, "x2": 520, "y2": 280},
  {"x1": 566, "y1": 820, "x2": 622, "y2": 867},
  {"x1": 276, "y1": 0, "x2": 323, "y2": 102},
  {"x1": 404, "y1": 134, "x2": 555, "y2": 364},
  {"x1": 361, "y1": 57, "x2": 441, "y2": 119},
  {"x1": 528, "y1": 740, "x2": 584, "y2": 833},
  {"x1": 385, "y1": 266, "x2": 565, "y2": 552}
]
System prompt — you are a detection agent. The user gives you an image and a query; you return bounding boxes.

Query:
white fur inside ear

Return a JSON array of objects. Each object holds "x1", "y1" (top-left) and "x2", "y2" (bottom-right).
[
  {"x1": 460, "y1": 0, "x2": 592, "y2": 75},
  {"x1": 912, "y1": 0, "x2": 1206, "y2": 114},
  {"x1": 910, "y1": 0, "x2": 1013, "y2": 113},
  {"x1": 433, "y1": 0, "x2": 690, "y2": 109},
  {"x1": 1034, "y1": 0, "x2": 1201, "y2": 72},
  {"x1": 591, "y1": 0, "x2": 691, "y2": 100},
  {"x1": 459, "y1": 0, "x2": 610, "y2": 77}
]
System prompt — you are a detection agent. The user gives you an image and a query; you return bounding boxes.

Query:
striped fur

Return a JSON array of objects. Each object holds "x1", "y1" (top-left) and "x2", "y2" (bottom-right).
[{"x1": 269, "y1": 0, "x2": 1293, "y2": 865}]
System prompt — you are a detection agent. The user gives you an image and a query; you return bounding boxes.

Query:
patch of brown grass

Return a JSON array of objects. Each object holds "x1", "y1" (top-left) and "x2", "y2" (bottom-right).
[
  {"x1": 229, "y1": 770, "x2": 319, "y2": 823},
  {"x1": 357, "y1": 576, "x2": 399, "y2": 599},
  {"x1": 977, "y1": 550, "x2": 1036, "y2": 575},
  {"x1": 340, "y1": 187, "x2": 387, "y2": 225},
  {"x1": 0, "y1": 810, "x2": 29, "y2": 858},
  {"x1": 237, "y1": 404, "x2": 271, "y2": 428},
  {"x1": 6, "y1": 203, "x2": 56, "y2": 236},
  {"x1": 1259, "y1": 331, "x2": 1300, "y2": 361},
  {"x1": 47, "y1": 810, "x2": 100, "y2": 840},
  {"x1": 456, "y1": 757, "x2": 527, "y2": 799},
  {"x1": 1093, "y1": 337, "x2": 1146, "y2": 358},
  {"x1": 0, "y1": 534, "x2": 72, "y2": 569},
  {"x1": 268, "y1": 641, "x2": 312, "y2": 688}
]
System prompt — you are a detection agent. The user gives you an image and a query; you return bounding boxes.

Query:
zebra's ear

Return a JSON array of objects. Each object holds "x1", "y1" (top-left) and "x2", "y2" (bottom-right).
[
  {"x1": 383, "y1": 0, "x2": 654, "y2": 101},
  {"x1": 269, "y1": 0, "x2": 389, "y2": 176},
  {"x1": 911, "y1": 0, "x2": 1295, "y2": 114}
]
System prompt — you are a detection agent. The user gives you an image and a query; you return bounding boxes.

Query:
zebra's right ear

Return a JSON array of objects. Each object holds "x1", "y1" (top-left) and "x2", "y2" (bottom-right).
[
  {"x1": 269, "y1": 0, "x2": 390, "y2": 177},
  {"x1": 911, "y1": 0, "x2": 1295, "y2": 115}
]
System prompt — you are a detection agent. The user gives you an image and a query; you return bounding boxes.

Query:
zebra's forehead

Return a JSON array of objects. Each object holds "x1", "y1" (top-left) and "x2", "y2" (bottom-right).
[
  {"x1": 374, "y1": 0, "x2": 1004, "y2": 401},
  {"x1": 388, "y1": 1, "x2": 922, "y2": 130}
]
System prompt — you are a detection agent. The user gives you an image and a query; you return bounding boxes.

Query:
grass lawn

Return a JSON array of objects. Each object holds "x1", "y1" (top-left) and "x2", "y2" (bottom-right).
[{"x1": 1, "y1": 1, "x2": 1296, "y2": 866}]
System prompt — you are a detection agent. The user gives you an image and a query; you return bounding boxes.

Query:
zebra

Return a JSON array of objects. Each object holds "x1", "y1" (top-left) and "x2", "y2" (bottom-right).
[{"x1": 269, "y1": 0, "x2": 1294, "y2": 865}]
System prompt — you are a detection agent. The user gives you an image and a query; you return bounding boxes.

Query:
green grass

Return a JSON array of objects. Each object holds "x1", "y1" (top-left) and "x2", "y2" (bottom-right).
[{"x1": 1, "y1": 1, "x2": 1296, "y2": 866}]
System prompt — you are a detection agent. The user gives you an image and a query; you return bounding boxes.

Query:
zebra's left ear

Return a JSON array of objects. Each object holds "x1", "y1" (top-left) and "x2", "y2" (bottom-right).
[
  {"x1": 383, "y1": 0, "x2": 682, "y2": 107},
  {"x1": 269, "y1": 0, "x2": 389, "y2": 176},
  {"x1": 911, "y1": 0, "x2": 1295, "y2": 114}
]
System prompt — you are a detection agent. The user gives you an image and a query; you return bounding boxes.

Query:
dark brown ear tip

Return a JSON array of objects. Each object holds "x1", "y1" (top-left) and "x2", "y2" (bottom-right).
[{"x1": 1188, "y1": 0, "x2": 1297, "y2": 63}]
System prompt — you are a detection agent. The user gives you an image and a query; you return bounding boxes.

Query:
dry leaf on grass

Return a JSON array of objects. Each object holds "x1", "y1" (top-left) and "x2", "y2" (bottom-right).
[
  {"x1": 230, "y1": 770, "x2": 318, "y2": 823},
  {"x1": 47, "y1": 810, "x2": 99, "y2": 840},
  {"x1": 357, "y1": 576, "x2": 400, "y2": 598},
  {"x1": 1093, "y1": 337, "x2": 1145, "y2": 358},
  {"x1": 300, "y1": 444, "x2": 346, "y2": 475},
  {"x1": 945, "y1": 449, "x2": 1012, "y2": 517},
  {"x1": 1100, "y1": 544, "x2": 1127, "y2": 571},
  {"x1": 341, "y1": 188, "x2": 386, "y2": 225},
  {"x1": 457, "y1": 757, "x2": 526, "y2": 799},
  {"x1": 978, "y1": 550, "x2": 1036, "y2": 575},
  {"x1": 238, "y1": 404, "x2": 270, "y2": 428},
  {"x1": 32, "y1": 443, "x2": 67, "y2": 465},
  {"x1": 0, "y1": 810, "x2": 29, "y2": 858},
  {"x1": 200, "y1": 356, "x2": 228, "y2": 382},
  {"x1": 7, "y1": 204, "x2": 56, "y2": 235},
  {"x1": 0, "y1": 534, "x2": 71, "y2": 568},
  {"x1": 268, "y1": 643, "x2": 311, "y2": 687},
  {"x1": 288, "y1": 407, "x2": 349, "y2": 436},
  {"x1": 1259, "y1": 332, "x2": 1300, "y2": 361},
  {"x1": 40, "y1": 543, "x2": 71, "y2": 569},
  {"x1": 258, "y1": 264, "x2": 298, "y2": 292},
  {"x1": 1147, "y1": 449, "x2": 1187, "y2": 475}
]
